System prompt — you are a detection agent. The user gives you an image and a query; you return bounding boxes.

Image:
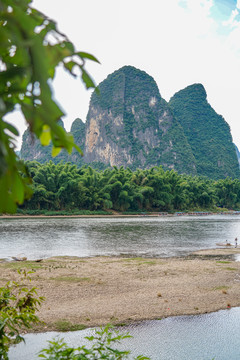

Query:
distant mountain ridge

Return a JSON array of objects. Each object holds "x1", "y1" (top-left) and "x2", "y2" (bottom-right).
[{"x1": 21, "y1": 66, "x2": 240, "y2": 179}]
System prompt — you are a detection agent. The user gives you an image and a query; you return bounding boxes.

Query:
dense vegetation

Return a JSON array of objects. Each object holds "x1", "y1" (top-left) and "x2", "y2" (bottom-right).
[
  {"x1": 169, "y1": 84, "x2": 240, "y2": 180},
  {"x1": 19, "y1": 161, "x2": 240, "y2": 213}
]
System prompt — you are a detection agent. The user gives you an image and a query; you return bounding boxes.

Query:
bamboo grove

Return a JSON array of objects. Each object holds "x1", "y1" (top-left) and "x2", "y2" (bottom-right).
[{"x1": 18, "y1": 161, "x2": 240, "y2": 213}]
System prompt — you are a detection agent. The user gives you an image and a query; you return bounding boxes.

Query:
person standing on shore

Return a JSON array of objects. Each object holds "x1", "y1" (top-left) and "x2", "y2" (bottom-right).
[{"x1": 235, "y1": 237, "x2": 238, "y2": 248}]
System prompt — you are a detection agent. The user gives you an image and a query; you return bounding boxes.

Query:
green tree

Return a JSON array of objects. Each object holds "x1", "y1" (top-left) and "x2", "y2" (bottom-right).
[
  {"x1": 0, "y1": 0, "x2": 99, "y2": 213},
  {"x1": 214, "y1": 177, "x2": 240, "y2": 209}
]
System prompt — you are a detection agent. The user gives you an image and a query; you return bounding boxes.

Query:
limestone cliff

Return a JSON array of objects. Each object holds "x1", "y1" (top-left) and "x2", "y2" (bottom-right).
[{"x1": 84, "y1": 66, "x2": 196, "y2": 173}]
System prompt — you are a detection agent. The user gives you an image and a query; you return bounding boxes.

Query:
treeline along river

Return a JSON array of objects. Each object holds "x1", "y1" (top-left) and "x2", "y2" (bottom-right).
[{"x1": 19, "y1": 161, "x2": 240, "y2": 212}]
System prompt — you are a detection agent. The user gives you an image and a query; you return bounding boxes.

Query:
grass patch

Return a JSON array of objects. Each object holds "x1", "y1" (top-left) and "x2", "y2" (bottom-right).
[
  {"x1": 225, "y1": 267, "x2": 237, "y2": 271},
  {"x1": 213, "y1": 286, "x2": 230, "y2": 291},
  {"x1": 122, "y1": 258, "x2": 157, "y2": 266},
  {"x1": 142, "y1": 260, "x2": 156, "y2": 265},
  {"x1": 122, "y1": 257, "x2": 144, "y2": 262},
  {"x1": 1, "y1": 261, "x2": 42, "y2": 270},
  {"x1": 216, "y1": 261, "x2": 231, "y2": 264},
  {"x1": 54, "y1": 319, "x2": 87, "y2": 332},
  {"x1": 50, "y1": 276, "x2": 91, "y2": 283}
]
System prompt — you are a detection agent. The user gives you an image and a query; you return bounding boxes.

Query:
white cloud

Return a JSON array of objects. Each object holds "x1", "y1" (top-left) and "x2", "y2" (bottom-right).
[{"x1": 223, "y1": 8, "x2": 239, "y2": 28}]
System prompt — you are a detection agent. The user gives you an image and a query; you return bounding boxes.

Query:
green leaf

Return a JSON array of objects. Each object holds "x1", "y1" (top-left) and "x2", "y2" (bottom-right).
[
  {"x1": 39, "y1": 125, "x2": 51, "y2": 146},
  {"x1": 12, "y1": 173, "x2": 25, "y2": 204},
  {"x1": 3, "y1": 122, "x2": 19, "y2": 136},
  {"x1": 72, "y1": 143, "x2": 83, "y2": 156},
  {"x1": 77, "y1": 52, "x2": 100, "y2": 63},
  {"x1": 52, "y1": 146, "x2": 62, "y2": 157},
  {"x1": 81, "y1": 68, "x2": 96, "y2": 89},
  {"x1": 0, "y1": 176, "x2": 17, "y2": 213},
  {"x1": 63, "y1": 61, "x2": 76, "y2": 75}
]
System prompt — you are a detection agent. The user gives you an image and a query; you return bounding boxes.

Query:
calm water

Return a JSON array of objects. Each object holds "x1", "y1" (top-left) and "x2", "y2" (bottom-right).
[
  {"x1": 0, "y1": 215, "x2": 240, "y2": 260},
  {"x1": 9, "y1": 307, "x2": 240, "y2": 360}
]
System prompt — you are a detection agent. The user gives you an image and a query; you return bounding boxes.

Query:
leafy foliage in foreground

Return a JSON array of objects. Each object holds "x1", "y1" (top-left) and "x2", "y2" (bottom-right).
[
  {"x1": 19, "y1": 161, "x2": 240, "y2": 213},
  {"x1": 0, "y1": 270, "x2": 44, "y2": 360},
  {"x1": 0, "y1": 0, "x2": 99, "y2": 213},
  {"x1": 38, "y1": 325, "x2": 150, "y2": 359}
]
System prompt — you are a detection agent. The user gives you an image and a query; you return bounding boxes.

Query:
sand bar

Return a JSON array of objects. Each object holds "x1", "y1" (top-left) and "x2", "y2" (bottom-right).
[{"x1": 1, "y1": 248, "x2": 240, "y2": 332}]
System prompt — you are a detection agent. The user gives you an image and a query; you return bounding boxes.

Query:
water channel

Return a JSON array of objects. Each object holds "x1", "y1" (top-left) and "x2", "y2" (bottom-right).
[
  {"x1": 9, "y1": 308, "x2": 240, "y2": 360},
  {"x1": 1, "y1": 215, "x2": 240, "y2": 359},
  {"x1": 0, "y1": 214, "x2": 240, "y2": 259}
]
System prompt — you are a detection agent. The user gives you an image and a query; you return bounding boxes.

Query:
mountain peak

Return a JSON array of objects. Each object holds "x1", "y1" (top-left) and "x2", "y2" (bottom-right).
[{"x1": 170, "y1": 83, "x2": 207, "y2": 103}]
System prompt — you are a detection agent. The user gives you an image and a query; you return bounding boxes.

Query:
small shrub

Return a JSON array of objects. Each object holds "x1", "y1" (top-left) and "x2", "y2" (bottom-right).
[
  {"x1": 0, "y1": 270, "x2": 44, "y2": 359},
  {"x1": 38, "y1": 325, "x2": 150, "y2": 359}
]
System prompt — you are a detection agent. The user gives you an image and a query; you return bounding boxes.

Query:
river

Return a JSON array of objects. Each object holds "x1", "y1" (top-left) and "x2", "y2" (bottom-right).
[
  {"x1": 0, "y1": 214, "x2": 240, "y2": 260},
  {"x1": 9, "y1": 308, "x2": 240, "y2": 360}
]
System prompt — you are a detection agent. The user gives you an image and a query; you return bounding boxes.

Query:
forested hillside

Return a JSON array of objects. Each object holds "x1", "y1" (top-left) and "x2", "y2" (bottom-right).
[
  {"x1": 169, "y1": 84, "x2": 240, "y2": 179},
  {"x1": 19, "y1": 161, "x2": 240, "y2": 213}
]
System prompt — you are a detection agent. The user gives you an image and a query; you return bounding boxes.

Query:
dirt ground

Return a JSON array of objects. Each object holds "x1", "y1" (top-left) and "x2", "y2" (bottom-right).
[{"x1": 1, "y1": 248, "x2": 240, "y2": 332}]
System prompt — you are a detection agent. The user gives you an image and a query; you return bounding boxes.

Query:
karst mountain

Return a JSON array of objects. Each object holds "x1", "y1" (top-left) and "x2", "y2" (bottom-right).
[{"x1": 21, "y1": 66, "x2": 240, "y2": 179}]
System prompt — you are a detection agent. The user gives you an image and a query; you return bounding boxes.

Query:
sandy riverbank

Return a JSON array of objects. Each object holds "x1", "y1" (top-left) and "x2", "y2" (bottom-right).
[{"x1": 1, "y1": 248, "x2": 240, "y2": 332}]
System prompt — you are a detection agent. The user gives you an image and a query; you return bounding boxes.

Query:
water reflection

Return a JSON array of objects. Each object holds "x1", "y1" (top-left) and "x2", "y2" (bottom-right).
[
  {"x1": 9, "y1": 307, "x2": 240, "y2": 360},
  {"x1": 0, "y1": 215, "x2": 240, "y2": 260}
]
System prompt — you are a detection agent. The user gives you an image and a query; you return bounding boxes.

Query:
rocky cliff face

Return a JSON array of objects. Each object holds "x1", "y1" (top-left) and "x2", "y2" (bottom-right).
[
  {"x1": 68, "y1": 118, "x2": 86, "y2": 165},
  {"x1": 20, "y1": 66, "x2": 239, "y2": 179},
  {"x1": 169, "y1": 84, "x2": 240, "y2": 179},
  {"x1": 21, "y1": 120, "x2": 68, "y2": 163},
  {"x1": 84, "y1": 66, "x2": 196, "y2": 173},
  {"x1": 235, "y1": 145, "x2": 240, "y2": 166}
]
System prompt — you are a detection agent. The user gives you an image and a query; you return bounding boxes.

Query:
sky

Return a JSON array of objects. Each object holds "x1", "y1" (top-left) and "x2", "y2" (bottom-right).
[{"x1": 7, "y1": 0, "x2": 240, "y2": 150}]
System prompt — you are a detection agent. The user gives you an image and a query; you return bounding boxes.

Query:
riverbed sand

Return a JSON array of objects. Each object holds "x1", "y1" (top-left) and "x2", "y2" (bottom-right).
[{"x1": 1, "y1": 248, "x2": 240, "y2": 332}]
